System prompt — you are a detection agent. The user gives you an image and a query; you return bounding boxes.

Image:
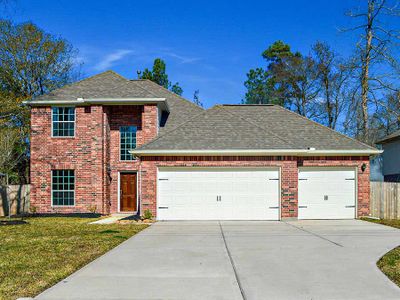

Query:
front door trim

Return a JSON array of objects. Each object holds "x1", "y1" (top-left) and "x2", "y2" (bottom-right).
[{"x1": 118, "y1": 171, "x2": 138, "y2": 212}]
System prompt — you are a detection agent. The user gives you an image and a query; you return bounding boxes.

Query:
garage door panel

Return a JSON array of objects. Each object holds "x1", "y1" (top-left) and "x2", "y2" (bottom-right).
[
  {"x1": 300, "y1": 205, "x2": 355, "y2": 219},
  {"x1": 300, "y1": 169, "x2": 355, "y2": 179},
  {"x1": 157, "y1": 168, "x2": 280, "y2": 220},
  {"x1": 298, "y1": 169, "x2": 356, "y2": 220}
]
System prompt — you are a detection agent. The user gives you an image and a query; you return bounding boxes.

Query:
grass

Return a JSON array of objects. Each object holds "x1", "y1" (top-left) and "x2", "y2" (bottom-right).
[
  {"x1": 0, "y1": 217, "x2": 148, "y2": 300},
  {"x1": 361, "y1": 217, "x2": 400, "y2": 286},
  {"x1": 361, "y1": 217, "x2": 400, "y2": 229}
]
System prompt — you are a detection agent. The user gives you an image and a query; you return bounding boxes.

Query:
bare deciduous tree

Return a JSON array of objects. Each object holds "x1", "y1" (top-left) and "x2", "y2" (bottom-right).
[
  {"x1": 343, "y1": 0, "x2": 400, "y2": 142},
  {"x1": 312, "y1": 42, "x2": 352, "y2": 130},
  {"x1": 0, "y1": 128, "x2": 20, "y2": 174}
]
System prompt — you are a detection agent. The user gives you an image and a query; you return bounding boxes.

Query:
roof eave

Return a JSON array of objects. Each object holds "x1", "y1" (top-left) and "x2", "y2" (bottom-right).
[
  {"x1": 376, "y1": 136, "x2": 400, "y2": 144},
  {"x1": 129, "y1": 149, "x2": 383, "y2": 156},
  {"x1": 23, "y1": 98, "x2": 169, "y2": 112}
]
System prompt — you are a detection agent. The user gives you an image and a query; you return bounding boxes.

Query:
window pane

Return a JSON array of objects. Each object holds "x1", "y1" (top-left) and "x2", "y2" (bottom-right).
[
  {"x1": 120, "y1": 126, "x2": 137, "y2": 160},
  {"x1": 52, "y1": 170, "x2": 75, "y2": 206},
  {"x1": 52, "y1": 107, "x2": 75, "y2": 137}
]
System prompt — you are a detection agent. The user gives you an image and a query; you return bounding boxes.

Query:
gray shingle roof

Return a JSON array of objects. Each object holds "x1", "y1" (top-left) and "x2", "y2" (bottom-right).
[
  {"x1": 33, "y1": 70, "x2": 204, "y2": 131},
  {"x1": 137, "y1": 104, "x2": 377, "y2": 152},
  {"x1": 31, "y1": 71, "x2": 378, "y2": 153},
  {"x1": 34, "y1": 71, "x2": 158, "y2": 99},
  {"x1": 376, "y1": 129, "x2": 400, "y2": 144},
  {"x1": 133, "y1": 79, "x2": 204, "y2": 132}
]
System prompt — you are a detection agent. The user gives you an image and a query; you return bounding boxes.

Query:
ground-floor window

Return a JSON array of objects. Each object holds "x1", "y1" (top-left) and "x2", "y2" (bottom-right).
[{"x1": 52, "y1": 170, "x2": 75, "y2": 206}]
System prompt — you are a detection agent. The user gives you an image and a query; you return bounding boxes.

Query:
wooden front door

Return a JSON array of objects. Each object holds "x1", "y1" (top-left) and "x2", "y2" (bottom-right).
[{"x1": 120, "y1": 173, "x2": 137, "y2": 211}]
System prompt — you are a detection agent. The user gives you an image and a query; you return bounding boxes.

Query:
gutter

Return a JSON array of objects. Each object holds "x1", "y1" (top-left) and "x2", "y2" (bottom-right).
[
  {"x1": 23, "y1": 97, "x2": 169, "y2": 112},
  {"x1": 129, "y1": 149, "x2": 383, "y2": 157}
]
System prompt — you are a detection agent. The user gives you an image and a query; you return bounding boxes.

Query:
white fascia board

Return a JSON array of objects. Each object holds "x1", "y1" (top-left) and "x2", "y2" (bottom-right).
[
  {"x1": 23, "y1": 98, "x2": 169, "y2": 112},
  {"x1": 129, "y1": 149, "x2": 383, "y2": 156},
  {"x1": 22, "y1": 99, "x2": 85, "y2": 105}
]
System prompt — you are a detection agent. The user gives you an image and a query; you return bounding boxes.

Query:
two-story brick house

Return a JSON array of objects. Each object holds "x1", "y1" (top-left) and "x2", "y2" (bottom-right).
[{"x1": 27, "y1": 70, "x2": 381, "y2": 220}]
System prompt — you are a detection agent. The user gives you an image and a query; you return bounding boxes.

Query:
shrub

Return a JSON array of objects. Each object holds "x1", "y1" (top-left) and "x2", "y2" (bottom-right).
[
  {"x1": 30, "y1": 205, "x2": 37, "y2": 214},
  {"x1": 143, "y1": 209, "x2": 153, "y2": 220},
  {"x1": 87, "y1": 205, "x2": 97, "y2": 214}
]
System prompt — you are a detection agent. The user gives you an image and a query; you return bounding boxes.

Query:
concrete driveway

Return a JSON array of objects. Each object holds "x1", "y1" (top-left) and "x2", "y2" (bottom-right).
[{"x1": 37, "y1": 220, "x2": 400, "y2": 300}]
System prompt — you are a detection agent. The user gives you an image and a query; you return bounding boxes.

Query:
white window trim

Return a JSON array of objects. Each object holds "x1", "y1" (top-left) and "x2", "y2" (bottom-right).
[
  {"x1": 51, "y1": 107, "x2": 76, "y2": 138},
  {"x1": 51, "y1": 169, "x2": 76, "y2": 207}
]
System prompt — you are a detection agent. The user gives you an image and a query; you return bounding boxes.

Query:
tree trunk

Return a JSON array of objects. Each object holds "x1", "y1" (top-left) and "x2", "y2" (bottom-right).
[
  {"x1": 360, "y1": 0, "x2": 374, "y2": 141},
  {"x1": 324, "y1": 75, "x2": 334, "y2": 128}
]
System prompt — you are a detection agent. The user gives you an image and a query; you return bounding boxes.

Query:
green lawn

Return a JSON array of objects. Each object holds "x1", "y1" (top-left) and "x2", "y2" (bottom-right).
[
  {"x1": 361, "y1": 217, "x2": 400, "y2": 287},
  {"x1": 0, "y1": 217, "x2": 148, "y2": 300}
]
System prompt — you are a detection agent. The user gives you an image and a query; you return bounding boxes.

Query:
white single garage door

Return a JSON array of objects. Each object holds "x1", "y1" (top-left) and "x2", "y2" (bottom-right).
[
  {"x1": 157, "y1": 168, "x2": 280, "y2": 220},
  {"x1": 298, "y1": 168, "x2": 356, "y2": 219}
]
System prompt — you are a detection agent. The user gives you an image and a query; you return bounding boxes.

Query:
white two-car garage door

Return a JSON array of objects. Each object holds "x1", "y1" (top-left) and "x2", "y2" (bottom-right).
[
  {"x1": 157, "y1": 168, "x2": 280, "y2": 220},
  {"x1": 298, "y1": 168, "x2": 356, "y2": 219}
]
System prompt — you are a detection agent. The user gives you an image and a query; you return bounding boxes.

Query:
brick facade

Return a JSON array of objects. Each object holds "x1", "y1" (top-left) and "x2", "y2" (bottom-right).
[
  {"x1": 30, "y1": 104, "x2": 158, "y2": 214},
  {"x1": 30, "y1": 104, "x2": 370, "y2": 218}
]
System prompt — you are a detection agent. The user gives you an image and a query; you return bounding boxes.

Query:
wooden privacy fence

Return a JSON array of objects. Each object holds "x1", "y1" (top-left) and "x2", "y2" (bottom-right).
[
  {"x1": 370, "y1": 181, "x2": 400, "y2": 219},
  {"x1": 0, "y1": 184, "x2": 30, "y2": 216}
]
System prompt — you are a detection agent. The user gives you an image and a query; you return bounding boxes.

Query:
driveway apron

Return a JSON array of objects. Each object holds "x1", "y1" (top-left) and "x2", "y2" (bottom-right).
[{"x1": 36, "y1": 220, "x2": 400, "y2": 300}]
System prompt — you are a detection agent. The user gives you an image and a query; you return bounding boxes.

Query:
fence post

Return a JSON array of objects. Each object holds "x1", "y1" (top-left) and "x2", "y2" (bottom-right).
[
  {"x1": 6, "y1": 174, "x2": 11, "y2": 219},
  {"x1": 381, "y1": 182, "x2": 384, "y2": 219}
]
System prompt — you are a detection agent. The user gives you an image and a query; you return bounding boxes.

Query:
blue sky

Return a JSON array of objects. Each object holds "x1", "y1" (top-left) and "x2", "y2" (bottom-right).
[{"x1": 12, "y1": 0, "x2": 375, "y2": 108}]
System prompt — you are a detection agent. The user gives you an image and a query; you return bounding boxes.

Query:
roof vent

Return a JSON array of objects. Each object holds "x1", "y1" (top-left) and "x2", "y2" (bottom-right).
[
  {"x1": 308, "y1": 147, "x2": 316, "y2": 151},
  {"x1": 77, "y1": 97, "x2": 84, "y2": 101}
]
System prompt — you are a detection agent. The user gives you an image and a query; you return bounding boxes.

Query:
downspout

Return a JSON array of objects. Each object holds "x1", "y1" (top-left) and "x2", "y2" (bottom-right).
[{"x1": 138, "y1": 156, "x2": 142, "y2": 217}]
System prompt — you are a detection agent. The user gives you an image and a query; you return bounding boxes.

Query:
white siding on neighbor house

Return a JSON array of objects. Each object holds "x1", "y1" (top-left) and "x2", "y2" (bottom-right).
[{"x1": 382, "y1": 141, "x2": 400, "y2": 176}]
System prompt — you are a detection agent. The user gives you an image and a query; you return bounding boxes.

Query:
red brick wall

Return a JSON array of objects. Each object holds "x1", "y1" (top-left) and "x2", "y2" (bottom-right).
[
  {"x1": 30, "y1": 105, "x2": 105, "y2": 213},
  {"x1": 30, "y1": 104, "x2": 158, "y2": 214},
  {"x1": 139, "y1": 156, "x2": 370, "y2": 218}
]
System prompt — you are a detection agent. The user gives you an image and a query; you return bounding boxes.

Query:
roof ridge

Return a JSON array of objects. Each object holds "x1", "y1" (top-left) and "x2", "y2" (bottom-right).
[
  {"x1": 222, "y1": 104, "x2": 275, "y2": 106},
  {"x1": 127, "y1": 80, "x2": 160, "y2": 98},
  {"x1": 104, "y1": 70, "x2": 128, "y2": 80},
  {"x1": 33, "y1": 70, "x2": 126, "y2": 100},
  {"x1": 273, "y1": 105, "x2": 377, "y2": 150},
  {"x1": 220, "y1": 105, "x2": 298, "y2": 148},
  {"x1": 139, "y1": 79, "x2": 204, "y2": 110},
  {"x1": 135, "y1": 107, "x2": 211, "y2": 150}
]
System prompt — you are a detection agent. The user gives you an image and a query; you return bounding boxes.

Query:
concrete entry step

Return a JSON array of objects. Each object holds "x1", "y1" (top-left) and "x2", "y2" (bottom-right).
[{"x1": 89, "y1": 213, "x2": 136, "y2": 224}]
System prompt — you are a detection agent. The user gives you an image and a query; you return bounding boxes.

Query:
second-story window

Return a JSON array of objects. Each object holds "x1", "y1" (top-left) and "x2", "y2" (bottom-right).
[
  {"x1": 52, "y1": 107, "x2": 75, "y2": 137},
  {"x1": 120, "y1": 126, "x2": 137, "y2": 160}
]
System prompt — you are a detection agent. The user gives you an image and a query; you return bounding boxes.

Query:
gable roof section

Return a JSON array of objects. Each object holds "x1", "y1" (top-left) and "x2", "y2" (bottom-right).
[
  {"x1": 222, "y1": 105, "x2": 376, "y2": 151},
  {"x1": 136, "y1": 105, "x2": 295, "y2": 151},
  {"x1": 376, "y1": 129, "x2": 400, "y2": 144},
  {"x1": 33, "y1": 71, "x2": 159, "y2": 100},
  {"x1": 132, "y1": 104, "x2": 380, "y2": 155},
  {"x1": 26, "y1": 70, "x2": 204, "y2": 130}
]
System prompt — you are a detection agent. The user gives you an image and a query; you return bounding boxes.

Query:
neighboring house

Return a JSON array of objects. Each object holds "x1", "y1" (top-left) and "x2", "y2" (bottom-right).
[
  {"x1": 376, "y1": 130, "x2": 400, "y2": 182},
  {"x1": 25, "y1": 70, "x2": 381, "y2": 220}
]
